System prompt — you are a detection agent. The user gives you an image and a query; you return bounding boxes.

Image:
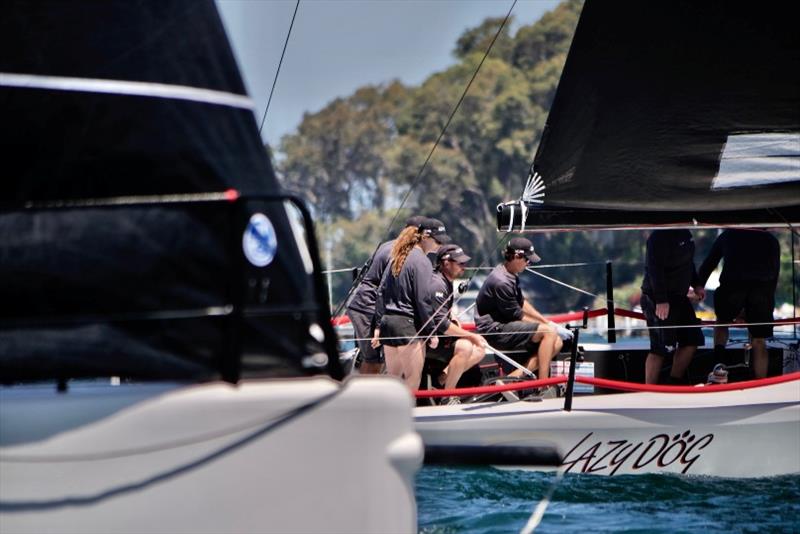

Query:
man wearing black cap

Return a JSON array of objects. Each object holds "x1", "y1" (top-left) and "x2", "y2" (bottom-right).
[
  {"x1": 475, "y1": 237, "x2": 571, "y2": 379},
  {"x1": 424, "y1": 218, "x2": 450, "y2": 245},
  {"x1": 426, "y1": 244, "x2": 486, "y2": 404},
  {"x1": 346, "y1": 215, "x2": 426, "y2": 374}
]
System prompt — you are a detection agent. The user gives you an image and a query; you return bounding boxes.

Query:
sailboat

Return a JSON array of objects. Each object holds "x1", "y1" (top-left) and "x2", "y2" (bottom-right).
[
  {"x1": 415, "y1": 0, "x2": 800, "y2": 478},
  {"x1": 0, "y1": 2, "x2": 421, "y2": 532}
]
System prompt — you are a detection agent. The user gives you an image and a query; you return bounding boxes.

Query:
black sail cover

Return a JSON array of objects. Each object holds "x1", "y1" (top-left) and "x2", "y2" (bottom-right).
[
  {"x1": 0, "y1": 1, "x2": 341, "y2": 382},
  {"x1": 498, "y1": 0, "x2": 800, "y2": 231}
]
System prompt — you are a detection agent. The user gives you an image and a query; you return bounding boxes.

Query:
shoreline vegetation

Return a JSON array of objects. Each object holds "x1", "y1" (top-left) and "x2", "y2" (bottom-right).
[{"x1": 273, "y1": 0, "x2": 797, "y2": 317}]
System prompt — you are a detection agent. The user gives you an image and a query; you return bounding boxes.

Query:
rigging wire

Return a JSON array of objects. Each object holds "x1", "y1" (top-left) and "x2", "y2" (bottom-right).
[
  {"x1": 380, "y1": 0, "x2": 517, "y2": 240},
  {"x1": 322, "y1": 261, "x2": 615, "y2": 274},
  {"x1": 525, "y1": 267, "x2": 599, "y2": 299},
  {"x1": 258, "y1": 0, "x2": 301, "y2": 135},
  {"x1": 331, "y1": 0, "x2": 518, "y2": 319},
  {"x1": 340, "y1": 318, "x2": 800, "y2": 344}
]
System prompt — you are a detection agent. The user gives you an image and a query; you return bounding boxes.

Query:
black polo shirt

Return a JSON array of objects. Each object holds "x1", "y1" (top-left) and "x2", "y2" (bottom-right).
[{"x1": 475, "y1": 264, "x2": 523, "y2": 331}]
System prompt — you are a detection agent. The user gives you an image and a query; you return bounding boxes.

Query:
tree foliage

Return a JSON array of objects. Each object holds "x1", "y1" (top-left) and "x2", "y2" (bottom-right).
[{"x1": 276, "y1": 0, "x2": 798, "y2": 315}]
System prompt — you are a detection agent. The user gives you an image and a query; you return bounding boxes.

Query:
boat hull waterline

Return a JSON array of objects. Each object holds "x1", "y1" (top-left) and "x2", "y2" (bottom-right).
[{"x1": 414, "y1": 380, "x2": 800, "y2": 478}]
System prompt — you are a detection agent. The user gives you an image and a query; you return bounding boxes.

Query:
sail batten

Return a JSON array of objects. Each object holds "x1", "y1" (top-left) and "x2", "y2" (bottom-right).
[
  {"x1": 0, "y1": 72, "x2": 255, "y2": 109},
  {"x1": 1, "y1": 0, "x2": 338, "y2": 383}
]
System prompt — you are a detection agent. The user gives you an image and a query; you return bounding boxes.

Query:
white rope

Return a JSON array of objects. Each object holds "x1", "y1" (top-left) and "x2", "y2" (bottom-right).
[
  {"x1": 519, "y1": 469, "x2": 564, "y2": 534},
  {"x1": 328, "y1": 261, "x2": 608, "y2": 275},
  {"x1": 455, "y1": 301, "x2": 477, "y2": 320},
  {"x1": 487, "y1": 343, "x2": 536, "y2": 377},
  {"x1": 465, "y1": 261, "x2": 608, "y2": 270},
  {"x1": 339, "y1": 319, "x2": 800, "y2": 343},
  {"x1": 525, "y1": 267, "x2": 600, "y2": 298}
]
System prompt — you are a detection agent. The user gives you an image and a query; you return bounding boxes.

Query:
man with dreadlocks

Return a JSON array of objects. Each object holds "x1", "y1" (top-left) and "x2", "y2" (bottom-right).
[
  {"x1": 346, "y1": 215, "x2": 425, "y2": 374},
  {"x1": 426, "y1": 243, "x2": 486, "y2": 405}
]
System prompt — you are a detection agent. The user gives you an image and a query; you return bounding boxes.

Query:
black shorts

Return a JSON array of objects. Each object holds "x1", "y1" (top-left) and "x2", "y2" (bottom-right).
[
  {"x1": 477, "y1": 320, "x2": 540, "y2": 352},
  {"x1": 641, "y1": 293, "x2": 705, "y2": 357},
  {"x1": 346, "y1": 309, "x2": 383, "y2": 363},
  {"x1": 477, "y1": 320, "x2": 541, "y2": 373},
  {"x1": 426, "y1": 336, "x2": 457, "y2": 363},
  {"x1": 714, "y1": 281, "x2": 775, "y2": 338},
  {"x1": 379, "y1": 314, "x2": 421, "y2": 347}
]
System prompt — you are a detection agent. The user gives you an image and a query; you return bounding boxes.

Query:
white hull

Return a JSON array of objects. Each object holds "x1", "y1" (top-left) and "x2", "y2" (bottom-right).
[
  {"x1": 415, "y1": 380, "x2": 800, "y2": 478},
  {"x1": 0, "y1": 376, "x2": 421, "y2": 534}
]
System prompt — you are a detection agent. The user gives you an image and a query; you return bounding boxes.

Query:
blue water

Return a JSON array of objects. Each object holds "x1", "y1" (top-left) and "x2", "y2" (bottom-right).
[{"x1": 416, "y1": 468, "x2": 800, "y2": 533}]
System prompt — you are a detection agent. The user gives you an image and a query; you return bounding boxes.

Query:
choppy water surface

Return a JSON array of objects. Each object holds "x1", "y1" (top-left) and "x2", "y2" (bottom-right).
[{"x1": 416, "y1": 467, "x2": 800, "y2": 533}]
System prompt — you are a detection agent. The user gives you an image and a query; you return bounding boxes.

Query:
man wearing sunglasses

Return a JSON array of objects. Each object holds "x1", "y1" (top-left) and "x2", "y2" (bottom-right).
[
  {"x1": 426, "y1": 244, "x2": 486, "y2": 404},
  {"x1": 475, "y1": 237, "x2": 571, "y2": 379}
]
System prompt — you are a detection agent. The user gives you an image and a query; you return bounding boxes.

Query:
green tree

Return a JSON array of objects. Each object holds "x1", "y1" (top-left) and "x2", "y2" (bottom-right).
[
  {"x1": 453, "y1": 16, "x2": 514, "y2": 62},
  {"x1": 279, "y1": 82, "x2": 410, "y2": 221}
]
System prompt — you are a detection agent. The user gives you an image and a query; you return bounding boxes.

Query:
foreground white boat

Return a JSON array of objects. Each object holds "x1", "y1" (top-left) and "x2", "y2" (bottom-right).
[
  {"x1": 415, "y1": 377, "x2": 800, "y2": 478},
  {"x1": 0, "y1": 377, "x2": 421, "y2": 533},
  {"x1": 0, "y1": 1, "x2": 427, "y2": 532}
]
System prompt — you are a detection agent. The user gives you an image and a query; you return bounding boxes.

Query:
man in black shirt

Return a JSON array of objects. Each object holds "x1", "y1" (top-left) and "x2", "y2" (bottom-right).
[
  {"x1": 346, "y1": 215, "x2": 425, "y2": 374},
  {"x1": 698, "y1": 229, "x2": 780, "y2": 378},
  {"x1": 427, "y1": 244, "x2": 486, "y2": 403},
  {"x1": 475, "y1": 237, "x2": 571, "y2": 379},
  {"x1": 641, "y1": 230, "x2": 706, "y2": 384}
]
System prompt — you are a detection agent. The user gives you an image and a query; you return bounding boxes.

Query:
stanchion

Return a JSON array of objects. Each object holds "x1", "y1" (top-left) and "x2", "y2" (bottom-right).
[{"x1": 564, "y1": 307, "x2": 589, "y2": 412}]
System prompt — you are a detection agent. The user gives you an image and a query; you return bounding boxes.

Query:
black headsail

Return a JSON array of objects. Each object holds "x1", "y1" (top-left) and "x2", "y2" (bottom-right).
[
  {"x1": 498, "y1": 0, "x2": 800, "y2": 231},
  {"x1": 0, "y1": 1, "x2": 341, "y2": 382}
]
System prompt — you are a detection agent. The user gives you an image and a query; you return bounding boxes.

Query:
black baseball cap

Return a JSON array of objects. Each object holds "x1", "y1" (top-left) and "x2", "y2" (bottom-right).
[
  {"x1": 506, "y1": 237, "x2": 541, "y2": 263},
  {"x1": 419, "y1": 218, "x2": 451, "y2": 244},
  {"x1": 405, "y1": 215, "x2": 425, "y2": 228},
  {"x1": 436, "y1": 244, "x2": 471, "y2": 264}
]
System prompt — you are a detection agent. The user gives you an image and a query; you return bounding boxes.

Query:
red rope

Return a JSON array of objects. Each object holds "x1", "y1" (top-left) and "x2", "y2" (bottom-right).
[
  {"x1": 333, "y1": 307, "x2": 800, "y2": 328},
  {"x1": 415, "y1": 377, "x2": 566, "y2": 398},
  {"x1": 577, "y1": 372, "x2": 800, "y2": 394},
  {"x1": 414, "y1": 372, "x2": 800, "y2": 398}
]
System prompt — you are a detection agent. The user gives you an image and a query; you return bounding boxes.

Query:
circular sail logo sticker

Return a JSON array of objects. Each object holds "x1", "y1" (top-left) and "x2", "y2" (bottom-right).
[{"x1": 242, "y1": 213, "x2": 277, "y2": 267}]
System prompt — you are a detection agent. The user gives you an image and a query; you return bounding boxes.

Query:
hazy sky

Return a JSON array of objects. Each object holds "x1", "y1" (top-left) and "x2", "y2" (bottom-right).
[{"x1": 216, "y1": 0, "x2": 560, "y2": 147}]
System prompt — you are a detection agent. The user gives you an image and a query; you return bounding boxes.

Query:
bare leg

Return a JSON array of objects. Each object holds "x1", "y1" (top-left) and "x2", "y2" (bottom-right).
[
  {"x1": 645, "y1": 352, "x2": 664, "y2": 384},
  {"x1": 531, "y1": 327, "x2": 560, "y2": 379},
  {"x1": 443, "y1": 340, "x2": 485, "y2": 390},
  {"x1": 383, "y1": 346, "x2": 404, "y2": 378},
  {"x1": 714, "y1": 326, "x2": 729, "y2": 347},
  {"x1": 399, "y1": 341, "x2": 426, "y2": 391},
  {"x1": 750, "y1": 337, "x2": 768, "y2": 378},
  {"x1": 359, "y1": 361, "x2": 383, "y2": 375},
  {"x1": 508, "y1": 356, "x2": 538, "y2": 378},
  {"x1": 671, "y1": 345, "x2": 696, "y2": 381}
]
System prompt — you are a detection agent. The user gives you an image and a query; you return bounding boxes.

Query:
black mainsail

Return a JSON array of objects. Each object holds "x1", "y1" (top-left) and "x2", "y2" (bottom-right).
[
  {"x1": 498, "y1": 0, "x2": 800, "y2": 231},
  {"x1": 0, "y1": 1, "x2": 341, "y2": 382}
]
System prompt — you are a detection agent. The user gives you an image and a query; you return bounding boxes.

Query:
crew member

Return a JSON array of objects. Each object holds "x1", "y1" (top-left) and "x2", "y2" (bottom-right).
[
  {"x1": 372, "y1": 218, "x2": 450, "y2": 390},
  {"x1": 426, "y1": 244, "x2": 486, "y2": 404},
  {"x1": 697, "y1": 229, "x2": 780, "y2": 379},
  {"x1": 641, "y1": 229, "x2": 705, "y2": 384},
  {"x1": 475, "y1": 237, "x2": 571, "y2": 379},
  {"x1": 346, "y1": 215, "x2": 425, "y2": 374}
]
